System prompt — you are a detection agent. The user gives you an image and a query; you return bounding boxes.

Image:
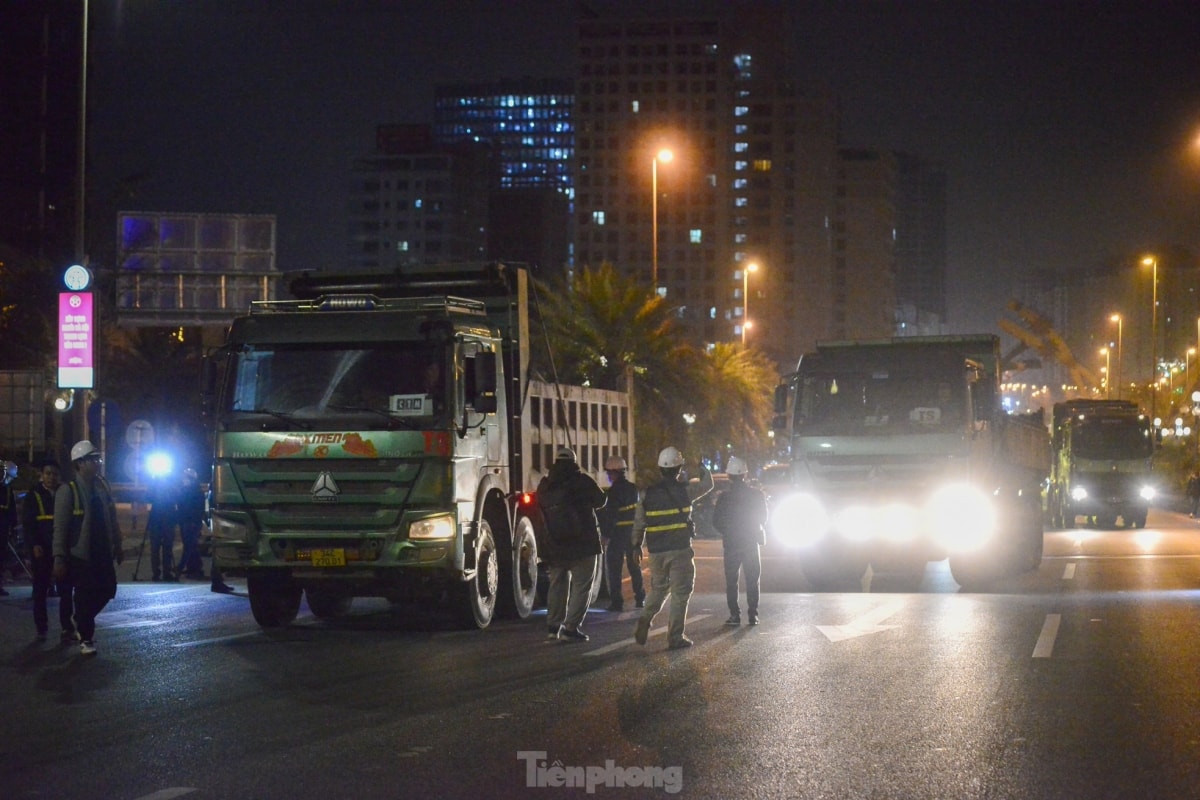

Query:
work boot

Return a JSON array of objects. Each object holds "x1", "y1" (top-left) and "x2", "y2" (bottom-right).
[{"x1": 634, "y1": 617, "x2": 650, "y2": 646}]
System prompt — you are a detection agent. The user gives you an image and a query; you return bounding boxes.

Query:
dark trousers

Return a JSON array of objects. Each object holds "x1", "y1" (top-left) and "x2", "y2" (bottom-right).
[
  {"x1": 149, "y1": 527, "x2": 175, "y2": 578},
  {"x1": 604, "y1": 539, "x2": 645, "y2": 608},
  {"x1": 178, "y1": 524, "x2": 203, "y2": 576},
  {"x1": 72, "y1": 585, "x2": 112, "y2": 642},
  {"x1": 723, "y1": 543, "x2": 761, "y2": 616},
  {"x1": 31, "y1": 553, "x2": 73, "y2": 634}
]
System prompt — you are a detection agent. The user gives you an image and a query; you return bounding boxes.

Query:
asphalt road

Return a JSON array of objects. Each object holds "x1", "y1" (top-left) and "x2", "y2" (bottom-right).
[{"x1": 3, "y1": 508, "x2": 1200, "y2": 799}]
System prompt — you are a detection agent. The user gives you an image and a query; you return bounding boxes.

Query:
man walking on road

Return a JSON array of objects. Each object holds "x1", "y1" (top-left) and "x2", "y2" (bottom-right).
[
  {"x1": 53, "y1": 441, "x2": 123, "y2": 657},
  {"x1": 599, "y1": 455, "x2": 644, "y2": 611},
  {"x1": 22, "y1": 459, "x2": 65, "y2": 640},
  {"x1": 712, "y1": 456, "x2": 768, "y2": 626},
  {"x1": 633, "y1": 446, "x2": 714, "y2": 650},
  {"x1": 537, "y1": 446, "x2": 606, "y2": 642}
]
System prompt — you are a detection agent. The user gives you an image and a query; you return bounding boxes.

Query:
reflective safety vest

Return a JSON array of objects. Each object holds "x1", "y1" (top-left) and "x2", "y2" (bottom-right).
[{"x1": 641, "y1": 481, "x2": 694, "y2": 553}]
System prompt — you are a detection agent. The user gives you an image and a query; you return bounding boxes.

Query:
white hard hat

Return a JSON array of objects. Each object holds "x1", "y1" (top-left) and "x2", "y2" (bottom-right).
[
  {"x1": 604, "y1": 455, "x2": 628, "y2": 471},
  {"x1": 657, "y1": 446, "x2": 685, "y2": 468},
  {"x1": 727, "y1": 456, "x2": 748, "y2": 476},
  {"x1": 70, "y1": 440, "x2": 99, "y2": 462},
  {"x1": 555, "y1": 446, "x2": 577, "y2": 462}
]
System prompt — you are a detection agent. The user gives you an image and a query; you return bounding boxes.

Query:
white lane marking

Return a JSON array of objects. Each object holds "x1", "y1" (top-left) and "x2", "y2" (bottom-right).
[
  {"x1": 174, "y1": 630, "x2": 264, "y2": 649},
  {"x1": 131, "y1": 788, "x2": 197, "y2": 800},
  {"x1": 817, "y1": 599, "x2": 904, "y2": 642},
  {"x1": 585, "y1": 613, "x2": 711, "y2": 656},
  {"x1": 102, "y1": 619, "x2": 167, "y2": 630},
  {"x1": 1033, "y1": 614, "x2": 1061, "y2": 658},
  {"x1": 1063, "y1": 563, "x2": 1076, "y2": 580}
]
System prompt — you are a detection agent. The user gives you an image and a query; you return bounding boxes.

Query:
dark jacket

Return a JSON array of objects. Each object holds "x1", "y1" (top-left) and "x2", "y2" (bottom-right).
[
  {"x1": 598, "y1": 475, "x2": 639, "y2": 545},
  {"x1": 21, "y1": 482, "x2": 56, "y2": 555},
  {"x1": 537, "y1": 460, "x2": 606, "y2": 564},
  {"x1": 713, "y1": 480, "x2": 768, "y2": 548},
  {"x1": 176, "y1": 482, "x2": 206, "y2": 532},
  {"x1": 636, "y1": 468, "x2": 715, "y2": 553},
  {"x1": 146, "y1": 481, "x2": 178, "y2": 534}
]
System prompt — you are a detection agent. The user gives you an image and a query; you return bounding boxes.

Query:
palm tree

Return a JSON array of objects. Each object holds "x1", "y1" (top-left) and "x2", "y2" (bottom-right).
[
  {"x1": 531, "y1": 263, "x2": 702, "y2": 474},
  {"x1": 691, "y1": 342, "x2": 780, "y2": 468}
]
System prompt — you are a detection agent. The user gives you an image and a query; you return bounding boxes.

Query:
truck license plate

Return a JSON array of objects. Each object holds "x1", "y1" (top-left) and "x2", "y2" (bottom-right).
[{"x1": 310, "y1": 548, "x2": 346, "y2": 567}]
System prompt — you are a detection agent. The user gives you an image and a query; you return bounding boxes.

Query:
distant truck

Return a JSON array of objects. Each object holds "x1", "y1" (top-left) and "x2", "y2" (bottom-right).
[
  {"x1": 203, "y1": 262, "x2": 632, "y2": 628},
  {"x1": 769, "y1": 335, "x2": 1050, "y2": 589},
  {"x1": 1046, "y1": 399, "x2": 1155, "y2": 529}
]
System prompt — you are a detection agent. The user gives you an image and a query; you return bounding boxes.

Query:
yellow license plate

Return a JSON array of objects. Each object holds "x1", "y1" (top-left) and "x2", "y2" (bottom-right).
[{"x1": 310, "y1": 548, "x2": 346, "y2": 567}]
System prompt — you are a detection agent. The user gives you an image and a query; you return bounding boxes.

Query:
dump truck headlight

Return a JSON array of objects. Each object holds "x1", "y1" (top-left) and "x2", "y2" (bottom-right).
[
  {"x1": 409, "y1": 513, "x2": 456, "y2": 540},
  {"x1": 929, "y1": 483, "x2": 995, "y2": 552},
  {"x1": 769, "y1": 492, "x2": 829, "y2": 548}
]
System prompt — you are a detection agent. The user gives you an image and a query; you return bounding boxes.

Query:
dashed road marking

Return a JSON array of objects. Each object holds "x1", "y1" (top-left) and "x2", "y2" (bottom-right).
[{"x1": 1033, "y1": 613, "x2": 1061, "y2": 658}]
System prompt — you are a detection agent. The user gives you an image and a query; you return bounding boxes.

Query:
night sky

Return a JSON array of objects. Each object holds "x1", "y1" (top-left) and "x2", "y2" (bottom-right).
[{"x1": 86, "y1": 0, "x2": 1200, "y2": 331}]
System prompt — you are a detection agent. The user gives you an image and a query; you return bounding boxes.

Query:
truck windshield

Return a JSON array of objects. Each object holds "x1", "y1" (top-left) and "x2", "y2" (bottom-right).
[
  {"x1": 223, "y1": 343, "x2": 447, "y2": 423},
  {"x1": 1073, "y1": 419, "x2": 1153, "y2": 460},
  {"x1": 797, "y1": 372, "x2": 965, "y2": 434}
]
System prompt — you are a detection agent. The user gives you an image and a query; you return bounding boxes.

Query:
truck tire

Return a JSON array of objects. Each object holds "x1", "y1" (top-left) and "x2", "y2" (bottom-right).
[
  {"x1": 247, "y1": 571, "x2": 302, "y2": 628},
  {"x1": 454, "y1": 520, "x2": 498, "y2": 629},
  {"x1": 948, "y1": 553, "x2": 999, "y2": 589},
  {"x1": 306, "y1": 589, "x2": 353, "y2": 620},
  {"x1": 497, "y1": 515, "x2": 538, "y2": 619}
]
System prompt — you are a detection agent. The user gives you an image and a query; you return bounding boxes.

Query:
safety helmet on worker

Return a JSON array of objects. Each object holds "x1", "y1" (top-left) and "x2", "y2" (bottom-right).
[
  {"x1": 657, "y1": 446, "x2": 685, "y2": 469},
  {"x1": 726, "y1": 456, "x2": 749, "y2": 476},
  {"x1": 604, "y1": 455, "x2": 628, "y2": 472},
  {"x1": 555, "y1": 446, "x2": 577, "y2": 462},
  {"x1": 70, "y1": 440, "x2": 100, "y2": 463}
]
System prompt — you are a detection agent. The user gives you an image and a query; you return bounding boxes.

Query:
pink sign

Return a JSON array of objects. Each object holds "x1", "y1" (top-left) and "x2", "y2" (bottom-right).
[{"x1": 58, "y1": 292, "x2": 94, "y2": 388}]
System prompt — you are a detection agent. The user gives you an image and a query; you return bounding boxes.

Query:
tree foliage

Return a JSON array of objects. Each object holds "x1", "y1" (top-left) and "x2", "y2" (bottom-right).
[{"x1": 531, "y1": 263, "x2": 780, "y2": 478}]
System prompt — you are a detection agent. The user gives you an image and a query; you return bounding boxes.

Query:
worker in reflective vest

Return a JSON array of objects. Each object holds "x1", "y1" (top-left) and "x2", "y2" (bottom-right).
[{"x1": 632, "y1": 446, "x2": 714, "y2": 650}]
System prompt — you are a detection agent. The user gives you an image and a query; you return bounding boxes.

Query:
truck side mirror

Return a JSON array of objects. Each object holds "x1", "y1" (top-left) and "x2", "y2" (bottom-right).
[{"x1": 471, "y1": 352, "x2": 498, "y2": 414}]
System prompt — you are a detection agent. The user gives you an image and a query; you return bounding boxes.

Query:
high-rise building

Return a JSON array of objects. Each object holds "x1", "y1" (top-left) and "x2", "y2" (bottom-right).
[
  {"x1": 835, "y1": 148, "x2": 898, "y2": 341},
  {"x1": 573, "y1": 11, "x2": 853, "y2": 367},
  {"x1": 347, "y1": 125, "x2": 492, "y2": 270},
  {"x1": 432, "y1": 79, "x2": 574, "y2": 270},
  {"x1": 433, "y1": 79, "x2": 574, "y2": 194},
  {"x1": 893, "y1": 152, "x2": 948, "y2": 335},
  {"x1": 0, "y1": 3, "x2": 84, "y2": 266}
]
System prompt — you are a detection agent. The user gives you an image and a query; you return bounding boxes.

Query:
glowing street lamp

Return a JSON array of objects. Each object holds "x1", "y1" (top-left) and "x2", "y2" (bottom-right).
[
  {"x1": 742, "y1": 261, "x2": 759, "y2": 345},
  {"x1": 651, "y1": 149, "x2": 674, "y2": 291}
]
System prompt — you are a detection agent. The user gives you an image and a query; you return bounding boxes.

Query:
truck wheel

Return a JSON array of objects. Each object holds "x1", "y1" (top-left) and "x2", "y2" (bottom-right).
[
  {"x1": 247, "y1": 571, "x2": 302, "y2": 628},
  {"x1": 454, "y1": 520, "x2": 498, "y2": 629},
  {"x1": 306, "y1": 589, "x2": 353, "y2": 620},
  {"x1": 948, "y1": 551, "x2": 1006, "y2": 589},
  {"x1": 497, "y1": 516, "x2": 538, "y2": 619}
]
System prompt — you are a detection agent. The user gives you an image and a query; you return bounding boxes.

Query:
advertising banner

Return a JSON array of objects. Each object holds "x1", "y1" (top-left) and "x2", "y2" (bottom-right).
[{"x1": 58, "y1": 291, "x2": 94, "y2": 388}]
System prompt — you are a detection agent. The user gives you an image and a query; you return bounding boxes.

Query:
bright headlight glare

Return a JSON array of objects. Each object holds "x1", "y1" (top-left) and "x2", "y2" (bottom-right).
[
  {"x1": 769, "y1": 493, "x2": 828, "y2": 547},
  {"x1": 928, "y1": 483, "x2": 995, "y2": 552},
  {"x1": 1139, "y1": 485, "x2": 1156, "y2": 501},
  {"x1": 881, "y1": 503, "x2": 919, "y2": 542},
  {"x1": 1071, "y1": 486, "x2": 1088, "y2": 502},
  {"x1": 837, "y1": 505, "x2": 875, "y2": 542},
  {"x1": 409, "y1": 514, "x2": 456, "y2": 540}
]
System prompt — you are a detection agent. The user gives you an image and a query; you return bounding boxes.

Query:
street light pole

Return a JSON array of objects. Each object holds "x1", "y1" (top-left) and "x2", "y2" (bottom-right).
[
  {"x1": 1101, "y1": 347, "x2": 1110, "y2": 399},
  {"x1": 1110, "y1": 313, "x2": 1123, "y2": 401},
  {"x1": 741, "y1": 261, "x2": 759, "y2": 345},
  {"x1": 651, "y1": 149, "x2": 673, "y2": 292},
  {"x1": 1142, "y1": 256, "x2": 1158, "y2": 422}
]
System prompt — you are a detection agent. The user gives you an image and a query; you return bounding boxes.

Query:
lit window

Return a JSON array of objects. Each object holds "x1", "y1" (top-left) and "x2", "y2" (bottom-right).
[
  {"x1": 414, "y1": 199, "x2": 423, "y2": 209},
  {"x1": 734, "y1": 142, "x2": 748, "y2": 153},
  {"x1": 753, "y1": 159, "x2": 772, "y2": 172},
  {"x1": 734, "y1": 178, "x2": 747, "y2": 189},
  {"x1": 734, "y1": 161, "x2": 748, "y2": 171},
  {"x1": 397, "y1": 241, "x2": 409, "y2": 252},
  {"x1": 593, "y1": 211, "x2": 606, "y2": 225},
  {"x1": 735, "y1": 197, "x2": 748, "y2": 207},
  {"x1": 689, "y1": 229, "x2": 702, "y2": 244},
  {"x1": 631, "y1": 100, "x2": 640, "y2": 113},
  {"x1": 734, "y1": 106, "x2": 748, "y2": 117}
]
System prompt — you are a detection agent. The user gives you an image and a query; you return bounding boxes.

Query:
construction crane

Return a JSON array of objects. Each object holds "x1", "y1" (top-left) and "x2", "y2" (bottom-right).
[{"x1": 998, "y1": 300, "x2": 1101, "y2": 393}]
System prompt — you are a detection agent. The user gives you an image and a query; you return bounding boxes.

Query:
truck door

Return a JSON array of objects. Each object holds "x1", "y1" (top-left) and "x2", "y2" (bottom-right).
[{"x1": 461, "y1": 341, "x2": 502, "y2": 465}]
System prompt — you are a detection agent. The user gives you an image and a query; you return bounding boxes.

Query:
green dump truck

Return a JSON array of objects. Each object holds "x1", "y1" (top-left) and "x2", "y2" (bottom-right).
[{"x1": 204, "y1": 263, "x2": 632, "y2": 628}]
